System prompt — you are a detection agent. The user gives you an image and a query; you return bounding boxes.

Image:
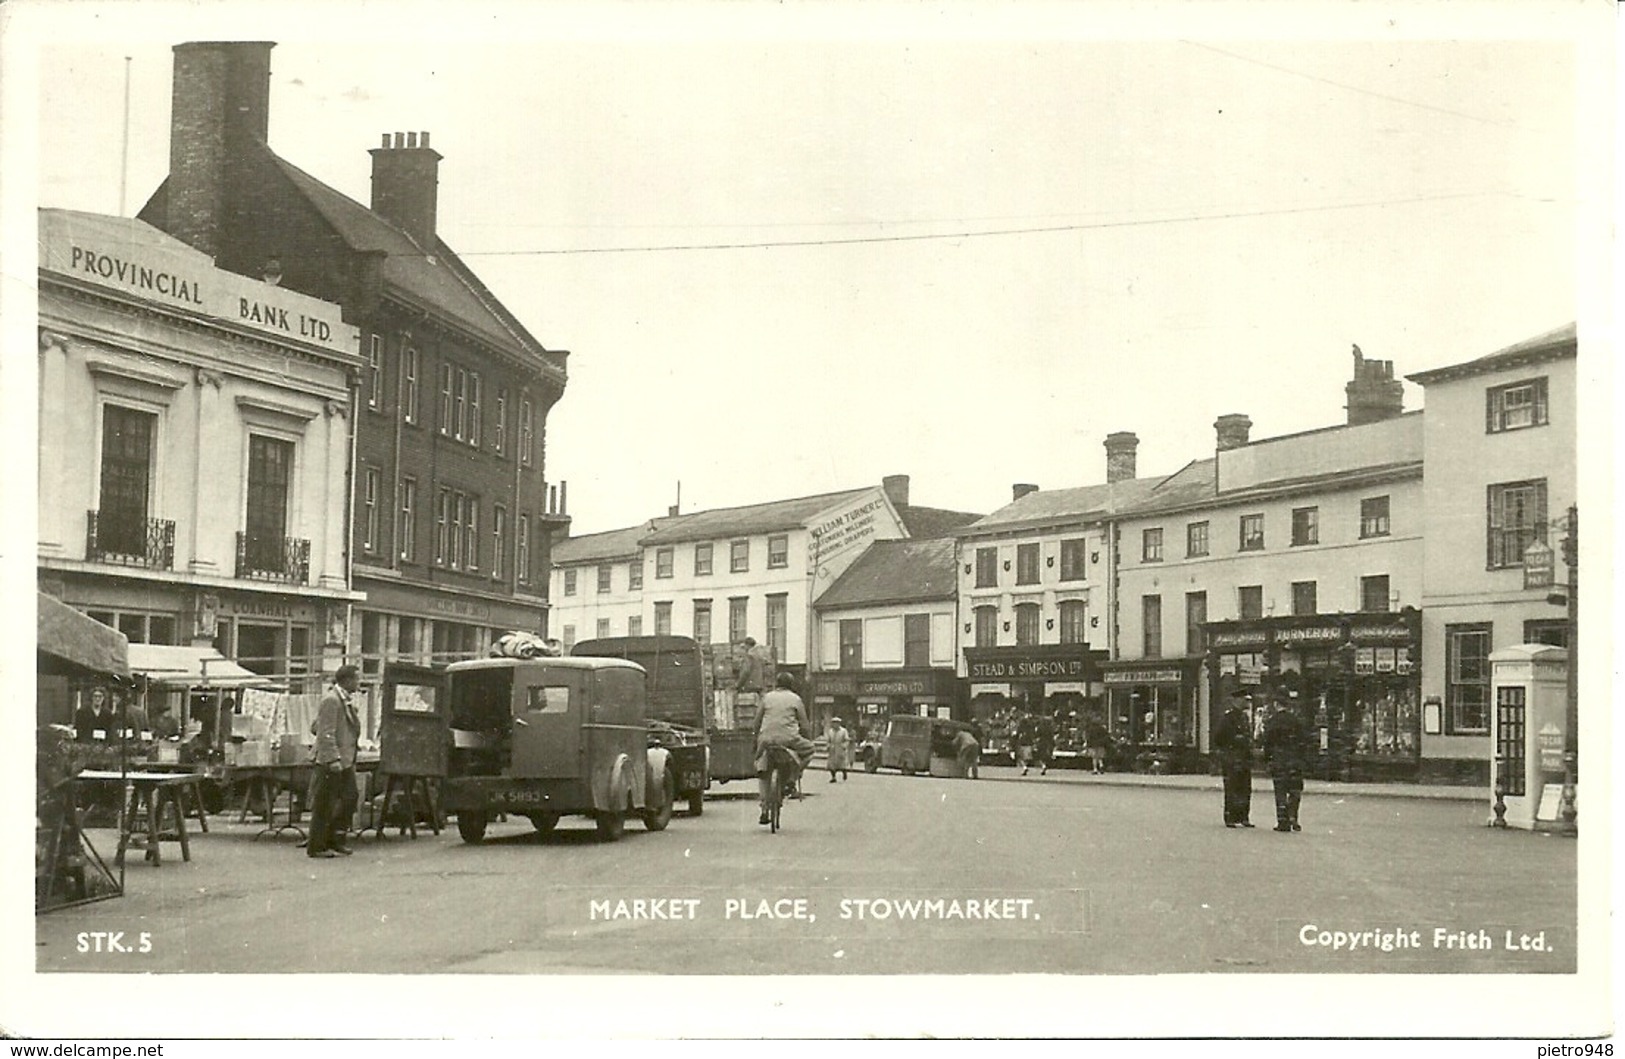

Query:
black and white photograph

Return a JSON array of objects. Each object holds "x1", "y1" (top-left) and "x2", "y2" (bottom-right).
[{"x1": 1, "y1": 0, "x2": 1614, "y2": 1044}]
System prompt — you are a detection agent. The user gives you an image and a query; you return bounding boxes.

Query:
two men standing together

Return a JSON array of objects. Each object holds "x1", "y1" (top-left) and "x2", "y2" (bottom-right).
[{"x1": 1216, "y1": 692, "x2": 1314, "y2": 834}]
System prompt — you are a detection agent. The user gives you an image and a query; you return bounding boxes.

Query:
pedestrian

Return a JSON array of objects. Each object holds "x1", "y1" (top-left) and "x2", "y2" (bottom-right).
[
  {"x1": 1084, "y1": 712, "x2": 1110, "y2": 774},
  {"x1": 1014, "y1": 710, "x2": 1038, "y2": 775},
  {"x1": 1214, "y1": 693, "x2": 1256, "y2": 828},
  {"x1": 753, "y1": 672, "x2": 816, "y2": 825},
  {"x1": 1261, "y1": 699, "x2": 1311, "y2": 833},
  {"x1": 825, "y1": 716, "x2": 853, "y2": 782},
  {"x1": 1033, "y1": 711, "x2": 1056, "y2": 776},
  {"x1": 74, "y1": 686, "x2": 115, "y2": 742},
  {"x1": 151, "y1": 702, "x2": 181, "y2": 740},
  {"x1": 307, "y1": 664, "x2": 361, "y2": 858},
  {"x1": 953, "y1": 726, "x2": 981, "y2": 780}
]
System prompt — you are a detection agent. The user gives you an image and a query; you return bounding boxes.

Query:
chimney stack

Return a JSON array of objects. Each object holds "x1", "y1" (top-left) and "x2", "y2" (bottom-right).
[
  {"x1": 164, "y1": 41, "x2": 276, "y2": 258},
  {"x1": 1215, "y1": 414, "x2": 1252, "y2": 451},
  {"x1": 1103, "y1": 432, "x2": 1139, "y2": 483},
  {"x1": 882, "y1": 474, "x2": 911, "y2": 510},
  {"x1": 1344, "y1": 344, "x2": 1405, "y2": 425},
  {"x1": 1012, "y1": 483, "x2": 1040, "y2": 502},
  {"x1": 370, "y1": 131, "x2": 443, "y2": 249}
]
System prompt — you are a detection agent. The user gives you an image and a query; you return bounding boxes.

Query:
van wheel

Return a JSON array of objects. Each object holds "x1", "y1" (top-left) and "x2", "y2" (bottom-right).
[
  {"x1": 687, "y1": 791, "x2": 705, "y2": 816},
  {"x1": 456, "y1": 812, "x2": 488, "y2": 844},
  {"x1": 642, "y1": 772, "x2": 675, "y2": 832},
  {"x1": 865, "y1": 756, "x2": 879, "y2": 773},
  {"x1": 900, "y1": 753, "x2": 916, "y2": 776},
  {"x1": 594, "y1": 811, "x2": 625, "y2": 842},
  {"x1": 528, "y1": 812, "x2": 559, "y2": 833}
]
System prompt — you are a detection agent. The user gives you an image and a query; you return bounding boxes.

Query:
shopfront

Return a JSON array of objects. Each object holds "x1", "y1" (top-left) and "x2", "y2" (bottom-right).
[
  {"x1": 1100, "y1": 658, "x2": 1203, "y2": 772},
  {"x1": 962, "y1": 644, "x2": 1107, "y2": 761},
  {"x1": 809, "y1": 668, "x2": 960, "y2": 739},
  {"x1": 1205, "y1": 609, "x2": 1422, "y2": 781}
]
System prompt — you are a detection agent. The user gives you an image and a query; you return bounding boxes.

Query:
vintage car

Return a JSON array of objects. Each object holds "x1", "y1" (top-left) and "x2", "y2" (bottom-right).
[{"x1": 870, "y1": 714, "x2": 980, "y2": 776}]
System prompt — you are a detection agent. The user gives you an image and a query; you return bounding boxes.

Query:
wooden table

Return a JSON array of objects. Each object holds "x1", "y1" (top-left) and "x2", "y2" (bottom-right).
[
  {"x1": 75, "y1": 770, "x2": 207, "y2": 867},
  {"x1": 228, "y1": 763, "x2": 313, "y2": 841}
]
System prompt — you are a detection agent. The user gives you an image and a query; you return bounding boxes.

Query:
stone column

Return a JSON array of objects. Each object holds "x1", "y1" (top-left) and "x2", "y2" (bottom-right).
[
  {"x1": 37, "y1": 331, "x2": 70, "y2": 555},
  {"x1": 191, "y1": 368, "x2": 225, "y2": 575}
]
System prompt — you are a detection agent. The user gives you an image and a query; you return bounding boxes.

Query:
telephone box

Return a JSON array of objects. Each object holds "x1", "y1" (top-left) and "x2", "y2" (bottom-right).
[{"x1": 1487, "y1": 644, "x2": 1569, "y2": 830}]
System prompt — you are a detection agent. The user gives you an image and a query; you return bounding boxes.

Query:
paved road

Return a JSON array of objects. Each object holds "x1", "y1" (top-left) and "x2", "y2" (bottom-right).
[{"x1": 37, "y1": 769, "x2": 1574, "y2": 976}]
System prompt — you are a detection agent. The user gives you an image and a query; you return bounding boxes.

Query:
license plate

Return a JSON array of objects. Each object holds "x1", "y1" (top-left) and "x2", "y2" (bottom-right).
[
  {"x1": 681, "y1": 771, "x2": 704, "y2": 790},
  {"x1": 490, "y1": 789, "x2": 546, "y2": 806}
]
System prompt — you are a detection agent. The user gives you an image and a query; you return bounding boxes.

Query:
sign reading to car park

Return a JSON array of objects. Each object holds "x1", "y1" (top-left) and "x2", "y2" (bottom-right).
[{"x1": 1523, "y1": 540, "x2": 1555, "y2": 590}]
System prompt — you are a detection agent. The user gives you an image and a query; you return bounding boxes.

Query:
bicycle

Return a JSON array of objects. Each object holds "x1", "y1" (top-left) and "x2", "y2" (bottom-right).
[{"x1": 760, "y1": 745, "x2": 802, "y2": 833}]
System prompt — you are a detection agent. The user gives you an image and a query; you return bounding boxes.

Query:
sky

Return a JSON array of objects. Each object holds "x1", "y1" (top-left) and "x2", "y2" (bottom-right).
[{"x1": 12, "y1": 1, "x2": 1605, "y2": 537}]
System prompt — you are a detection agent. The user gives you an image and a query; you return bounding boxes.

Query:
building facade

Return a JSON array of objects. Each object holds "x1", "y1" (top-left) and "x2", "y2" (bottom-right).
[
  {"x1": 1406, "y1": 324, "x2": 1577, "y2": 784},
  {"x1": 136, "y1": 42, "x2": 569, "y2": 697},
  {"x1": 549, "y1": 520, "x2": 667, "y2": 649},
  {"x1": 37, "y1": 208, "x2": 363, "y2": 687}
]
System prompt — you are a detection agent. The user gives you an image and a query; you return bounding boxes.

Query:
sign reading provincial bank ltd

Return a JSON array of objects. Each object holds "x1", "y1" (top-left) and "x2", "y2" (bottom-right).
[{"x1": 40, "y1": 210, "x2": 358, "y2": 358}]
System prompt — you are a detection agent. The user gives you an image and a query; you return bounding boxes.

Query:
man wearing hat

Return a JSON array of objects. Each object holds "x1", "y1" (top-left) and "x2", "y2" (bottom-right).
[
  {"x1": 1261, "y1": 697, "x2": 1312, "y2": 833},
  {"x1": 1213, "y1": 692, "x2": 1256, "y2": 828}
]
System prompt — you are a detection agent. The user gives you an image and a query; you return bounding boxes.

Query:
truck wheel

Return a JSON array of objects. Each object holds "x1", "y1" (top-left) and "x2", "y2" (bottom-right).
[
  {"x1": 594, "y1": 811, "x2": 625, "y2": 842},
  {"x1": 456, "y1": 811, "x2": 488, "y2": 844},
  {"x1": 528, "y1": 812, "x2": 559, "y2": 833},
  {"x1": 865, "y1": 755, "x2": 879, "y2": 773},
  {"x1": 900, "y1": 752, "x2": 916, "y2": 776},
  {"x1": 641, "y1": 772, "x2": 675, "y2": 832},
  {"x1": 687, "y1": 791, "x2": 705, "y2": 816}
]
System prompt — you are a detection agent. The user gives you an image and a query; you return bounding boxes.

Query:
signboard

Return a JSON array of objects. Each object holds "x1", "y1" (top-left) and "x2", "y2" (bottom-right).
[
  {"x1": 1102, "y1": 668, "x2": 1185, "y2": 685},
  {"x1": 1523, "y1": 540, "x2": 1555, "y2": 590},
  {"x1": 1537, "y1": 722, "x2": 1565, "y2": 773},
  {"x1": 1534, "y1": 783, "x2": 1566, "y2": 822},
  {"x1": 808, "y1": 496, "x2": 890, "y2": 566}
]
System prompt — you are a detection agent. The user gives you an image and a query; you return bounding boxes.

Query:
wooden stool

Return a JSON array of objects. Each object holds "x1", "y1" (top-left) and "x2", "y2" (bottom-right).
[
  {"x1": 364, "y1": 774, "x2": 441, "y2": 839},
  {"x1": 121, "y1": 784, "x2": 191, "y2": 866}
]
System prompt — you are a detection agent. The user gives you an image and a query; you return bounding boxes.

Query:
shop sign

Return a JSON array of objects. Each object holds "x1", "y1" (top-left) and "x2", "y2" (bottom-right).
[
  {"x1": 1523, "y1": 540, "x2": 1555, "y2": 590},
  {"x1": 428, "y1": 595, "x2": 493, "y2": 622},
  {"x1": 813, "y1": 674, "x2": 858, "y2": 697},
  {"x1": 219, "y1": 597, "x2": 314, "y2": 622},
  {"x1": 807, "y1": 495, "x2": 889, "y2": 567},
  {"x1": 1274, "y1": 625, "x2": 1342, "y2": 645},
  {"x1": 860, "y1": 678, "x2": 929, "y2": 696},
  {"x1": 969, "y1": 683, "x2": 1012, "y2": 696},
  {"x1": 1103, "y1": 668, "x2": 1184, "y2": 685},
  {"x1": 1209, "y1": 629, "x2": 1267, "y2": 649},
  {"x1": 1537, "y1": 723, "x2": 1564, "y2": 773},
  {"x1": 1350, "y1": 623, "x2": 1416, "y2": 645},
  {"x1": 967, "y1": 657, "x2": 1091, "y2": 680}
]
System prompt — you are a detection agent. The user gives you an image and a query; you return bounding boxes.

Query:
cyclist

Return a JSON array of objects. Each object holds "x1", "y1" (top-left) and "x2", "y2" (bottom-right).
[{"x1": 753, "y1": 671, "x2": 815, "y2": 825}]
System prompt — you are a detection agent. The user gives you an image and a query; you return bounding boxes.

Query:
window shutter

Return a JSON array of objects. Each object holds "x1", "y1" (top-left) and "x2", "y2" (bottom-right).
[
  {"x1": 1485, "y1": 388, "x2": 1497, "y2": 433},
  {"x1": 1536, "y1": 378, "x2": 1549, "y2": 426},
  {"x1": 1535, "y1": 482, "x2": 1548, "y2": 542},
  {"x1": 1485, "y1": 486, "x2": 1496, "y2": 567}
]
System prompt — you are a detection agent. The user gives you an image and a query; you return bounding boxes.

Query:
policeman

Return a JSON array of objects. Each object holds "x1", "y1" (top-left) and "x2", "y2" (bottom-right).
[
  {"x1": 1261, "y1": 699, "x2": 1311, "y2": 832},
  {"x1": 1214, "y1": 692, "x2": 1256, "y2": 828}
]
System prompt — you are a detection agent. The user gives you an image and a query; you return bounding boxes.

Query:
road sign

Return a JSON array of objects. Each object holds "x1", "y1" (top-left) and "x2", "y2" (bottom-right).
[{"x1": 1523, "y1": 540, "x2": 1554, "y2": 589}]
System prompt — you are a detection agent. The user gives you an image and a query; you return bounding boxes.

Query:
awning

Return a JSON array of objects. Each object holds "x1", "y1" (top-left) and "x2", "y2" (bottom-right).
[
  {"x1": 126, "y1": 644, "x2": 275, "y2": 689},
  {"x1": 37, "y1": 593, "x2": 129, "y2": 678}
]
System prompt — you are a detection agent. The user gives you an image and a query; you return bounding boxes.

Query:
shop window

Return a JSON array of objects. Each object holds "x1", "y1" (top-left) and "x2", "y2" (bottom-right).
[
  {"x1": 693, "y1": 599, "x2": 713, "y2": 644},
  {"x1": 597, "y1": 564, "x2": 613, "y2": 594},
  {"x1": 1237, "y1": 585, "x2": 1264, "y2": 620},
  {"x1": 1186, "y1": 521, "x2": 1210, "y2": 558},
  {"x1": 1445, "y1": 623, "x2": 1492, "y2": 734},
  {"x1": 768, "y1": 534, "x2": 788, "y2": 569},
  {"x1": 1141, "y1": 595, "x2": 1162, "y2": 658},
  {"x1": 1016, "y1": 543, "x2": 1040, "y2": 585},
  {"x1": 840, "y1": 619, "x2": 863, "y2": 669},
  {"x1": 1291, "y1": 507, "x2": 1319, "y2": 546},
  {"x1": 731, "y1": 539, "x2": 750, "y2": 573},
  {"x1": 1015, "y1": 603, "x2": 1041, "y2": 646},
  {"x1": 656, "y1": 547, "x2": 674, "y2": 579},
  {"x1": 1486, "y1": 377, "x2": 1549, "y2": 433},
  {"x1": 147, "y1": 615, "x2": 176, "y2": 646},
  {"x1": 974, "y1": 606, "x2": 998, "y2": 648},
  {"x1": 1239, "y1": 514, "x2": 1265, "y2": 552},
  {"x1": 975, "y1": 547, "x2": 998, "y2": 588},
  {"x1": 1142, "y1": 528, "x2": 1163, "y2": 563},
  {"x1": 1360, "y1": 574, "x2": 1391, "y2": 612},
  {"x1": 1291, "y1": 581, "x2": 1317, "y2": 616},
  {"x1": 1360, "y1": 495, "x2": 1391, "y2": 539},
  {"x1": 767, "y1": 594, "x2": 788, "y2": 661},
  {"x1": 654, "y1": 601, "x2": 672, "y2": 636},
  {"x1": 628, "y1": 560, "x2": 643, "y2": 591},
  {"x1": 729, "y1": 597, "x2": 748, "y2": 644},
  {"x1": 1185, "y1": 592, "x2": 1206, "y2": 654},
  {"x1": 360, "y1": 612, "x2": 382, "y2": 679},
  {"x1": 1059, "y1": 538, "x2": 1087, "y2": 581},
  {"x1": 1487, "y1": 479, "x2": 1547, "y2": 569},
  {"x1": 1059, "y1": 600, "x2": 1087, "y2": 645},
  {"x1": 694, "y1": 543, "x2": 713, "y2": 576},
  {"x1": 905, "y1": 613, "x2": 930, "y2": 667},
  {"x1": 1522, "y1": 619, "x2": 1568, "y2": 648}
]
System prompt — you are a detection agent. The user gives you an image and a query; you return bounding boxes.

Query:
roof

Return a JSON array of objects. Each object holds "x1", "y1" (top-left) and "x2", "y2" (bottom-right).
[
  {"x1": 959, "y1": 477, "x2": 1164, "y2": 536},
  {"x1": 898, "y1": 505, "x2": 983, "y2": 539},
  {"x1": 38, "y1": 594, "x2": 129, "y2": 679},
  {"x1": 814, "y1": 538, "x2": 960, "y2": 609},
  {"x1": 126, "y1": 645, "x2": 273, "y2": 689},
  {"x1": 640, "y1": 488, "x2": 879, "y2": 546},
  {"x1": 446, "y1": 655, "x2": 640, "y2": 674},
  {"x1": 1407, "y1": 323, "x2": 1577, "y2": 385},
  {"x1": 552, "y1": 520, "x2": 665, "y2": 565}
]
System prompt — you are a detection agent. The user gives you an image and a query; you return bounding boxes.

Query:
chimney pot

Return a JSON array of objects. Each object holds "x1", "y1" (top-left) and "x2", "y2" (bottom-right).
[
  {"x1": 1013, "y1": 483, "x2": 1040, "y2": 502},
  {"x1": 1345, "y1": 344, "x2": 1405, "y2": 425},
  {"x1": 1103, "y1": 431, "x2": 1140, "y2": 483},
  {"x1": 1214, "y1": 414, "x2": 1252, "y2": 451},
  {"x1": 380, "y1": 133, "x2": 391, "y2": 148},
  {"x1": 882, "y1": 474, "x2": 911, "y2": 509},
  {"x1": 421, "y1": 131, "x2": 431, "y2": 148}
]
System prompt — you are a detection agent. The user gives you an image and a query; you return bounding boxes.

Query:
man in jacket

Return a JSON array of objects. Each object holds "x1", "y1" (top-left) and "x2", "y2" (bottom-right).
[
  {"x1": 307, "y1": 664, "x2": 362, "y2": 857},
  {"x1": 753, "y1": 672, "x2": 815, "y2": 824},
  {"x1": 1213, "y1": 693, "x2": 1256, "y2": 828},
  {"x1": 1261, "y1": 699, "x2": 1311, "y2": 833}
]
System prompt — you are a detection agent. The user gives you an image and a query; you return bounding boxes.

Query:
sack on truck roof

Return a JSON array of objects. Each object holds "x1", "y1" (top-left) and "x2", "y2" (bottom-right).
[{"x1": 490, "y1": 632, "x2": 560, "y2": 660}]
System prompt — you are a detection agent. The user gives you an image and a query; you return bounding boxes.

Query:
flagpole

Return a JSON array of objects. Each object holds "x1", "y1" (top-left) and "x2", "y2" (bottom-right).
[{"x1": 118, "y1": 56, "x2": 132, "y2": 216}]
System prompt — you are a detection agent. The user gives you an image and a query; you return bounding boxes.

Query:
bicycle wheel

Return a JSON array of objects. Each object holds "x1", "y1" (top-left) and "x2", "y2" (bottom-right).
[{"x1": 768, "y1": 766, "x2": 782, "y2": 833}]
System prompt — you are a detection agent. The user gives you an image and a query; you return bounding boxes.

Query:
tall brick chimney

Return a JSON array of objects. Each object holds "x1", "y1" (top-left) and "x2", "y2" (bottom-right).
[
  {"x1": 1104, "y1": 432, "x2": 1139, "y2": 483},
  {"x1": 165, "y1": 41, "x2": 275, "y2": 257},
  {"x1": 371, "y1": 131, "x2": 442, "y2": 249},
  {"x1": 1012, "y1": 483, "x2": 1040, "y2": 501},
  {"x1": 1214, "y1": 414, "x2": 1252, "y2": 451},
  {"x1": 1344, "y1": 343, "x2": 1405, "y2": 425},
  {"x1": 882, "y1": 474, "x2": 911, "y2": 510}
]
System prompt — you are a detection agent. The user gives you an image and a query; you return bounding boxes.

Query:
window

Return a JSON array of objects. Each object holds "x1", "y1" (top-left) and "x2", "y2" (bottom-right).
[
  {"x1": 975, "y1": 547, "x2": 998, "y2": 588},
  {"x1": 494, "y1": 389, "x2": 508, "y2": 456},
  {"x1": 1239, "y1": 514, "x2": 1264, "y2": 551},
  {"x1": 437, "y1": 364, "x2": 453, "y2": 436},
  {"x1": 692, "y1": 599, "x2": 712, "y2": 644},
  {"x1": 1142, "y1": 528, "x2": 1163, "y2": 563},
  {"x1": 654, "y1": 601, "x2": 672, "y2": 636},
  {"x1": 655, "y1": 547, "x2": 674, "y2": 579},
  {"x1": 402, "y1": 346, "x2": 419, "y2": 424},
  {"x1": 766, "y1": 594, "x2": 788, "y2": 661},
  {"x1": 462, "y1": 495, "x2": 478, "y2": 571},
  {"x1": 1016, "y1": 543, "x2": 1040, "y2": 584},
  {"x1": 515, "y1": 514, "x2": 530, "y2": 583},
  {"x1": 453, "y1": 368, "x2": 467, "y2": 439},
  {"x1": 519, "y1": 398, "x2": 534, "y2": 466},
  {"x1": 1445, "y1": 624, "x2": 1492, "y2": 733},
  {"x1": 839, "y1": 619, "x2": 863, "y2": 670},
  {"x1": 1238, "y1": 585, "x2": 1263, "y2": 620},
  {"x1": 628, "y1": 560, "x2": 643, "y2": 592},
  {"x1": 1487, "y1": 377, "x2": 1549, "y2": 433},
  {"x1": 562, "y1": 569, "x2": 578, "y2": 596},
  {"x1": 768, "y1": 534, "x2": 788, "y2": 569},
  {"x1": 467, "y1": 373, "x2": 481, "y2": 447},
  {"x1": 1360, "y1": 495, "x2": 1390, "y2": 538},
  {"x1": 1291, "y1": 507, "x2": 1319, "y2": 546},
  {"x1": 974, "y1": 606, "x2": 998, "y2": 648},
  {"x1": 434, "y1": 489, "x2": 451, "y2": 565},
  {"x1": 1186, "y1": 521, "x2": 1210, "y2": 558},
  {"x1": 1360, "y1": 574, "x2": 1391, "y2": 613},
  {"x1": 1059, "y1": 538, "x2": 1087, "y2": 581},
  {"x1": 1142, "y1": 595, "x2": 1162, "y2": 658},
  {"x1": 1487, "y1": 480, "x2": 1547, "y2": 569},
  {"x1": 728, "y1": 597, "x2": 748, "y2": 644},
  {"x1": 1522, "y1": 619, "x2": 1568, "y2": 648},
  {"x1": 904, "y1": 613, "x2": 930, "y2": 667},
  {"x1": 492, "y1": 505, "x2": 506, "y2": 580},
  {"x1": 1015, "y1": 603, "x2": 1041, "y2": 646},
  {"x1": 398, "y1": 478, "x2": 417, "y2": 562},
  {"x1": 244, "y1": 434, "x2": 294, "y2": 572},
  {"x1": 694, "y1": 542, "x2": 713, "y2": 576},
  {"x1": 1291, "y1": 581, "x2": 1317, "y2": 617},
  {"x1": 596, "y1": 618, "x2": 611, "y2": 639},
  {"x1": 597, "y1": 564, "x2": 613, "y2": 593},
  {"x1": 98, "y1": 404, "x2": 157, "y2": 557},
  {"x1": 361, "y1": 467, "x2": 380, "y2": 554},
  {"x1": 561, "y1": 625, "x2": 576, "y2": 652},
  {"x1": 731, "y1": 539, "x2": 750, "y2": 573},
  {"x1": 1059, "y1": 600, "x2": 1087, "y2": 644},
  {"x1": 628, "y1": 616, "x2": 643, "y2": 637},
  {"x1": 1185, "y1": 591, "x2": 1207, "y2": 654},
  {"x1": 366, "y1": 335, "x2": 382, "y2": 410}
]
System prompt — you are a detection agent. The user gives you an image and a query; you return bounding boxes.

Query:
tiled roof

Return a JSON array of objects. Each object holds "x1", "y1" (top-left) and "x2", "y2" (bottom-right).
[
  {"x1": 814, "y1": 538, "x2": 959, "y2": 608},
  {"x1": 552, "y1": 521, "x2": 662, "y2": 565},
  {"x1": 1117, "y1": 459, "x2": 1217, "y2": 517},
  {"x1": 898, "y1": 505, "x2": 982, "y2": 539},
  {"x1": 1407, "y1": 323, "x2": 1576, "y2": 384},
  {"x1": 959, "y1": 477, "x2": 1164, "y2": 536},
  {"x1": 639, "y1": 488, "x2": 879, "y2": 546}
]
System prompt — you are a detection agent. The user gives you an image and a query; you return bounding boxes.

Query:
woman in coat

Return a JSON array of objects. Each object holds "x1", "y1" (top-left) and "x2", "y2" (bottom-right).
[{"x1": 824, "y1": 717, "x2": 853, "y2": 782}]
